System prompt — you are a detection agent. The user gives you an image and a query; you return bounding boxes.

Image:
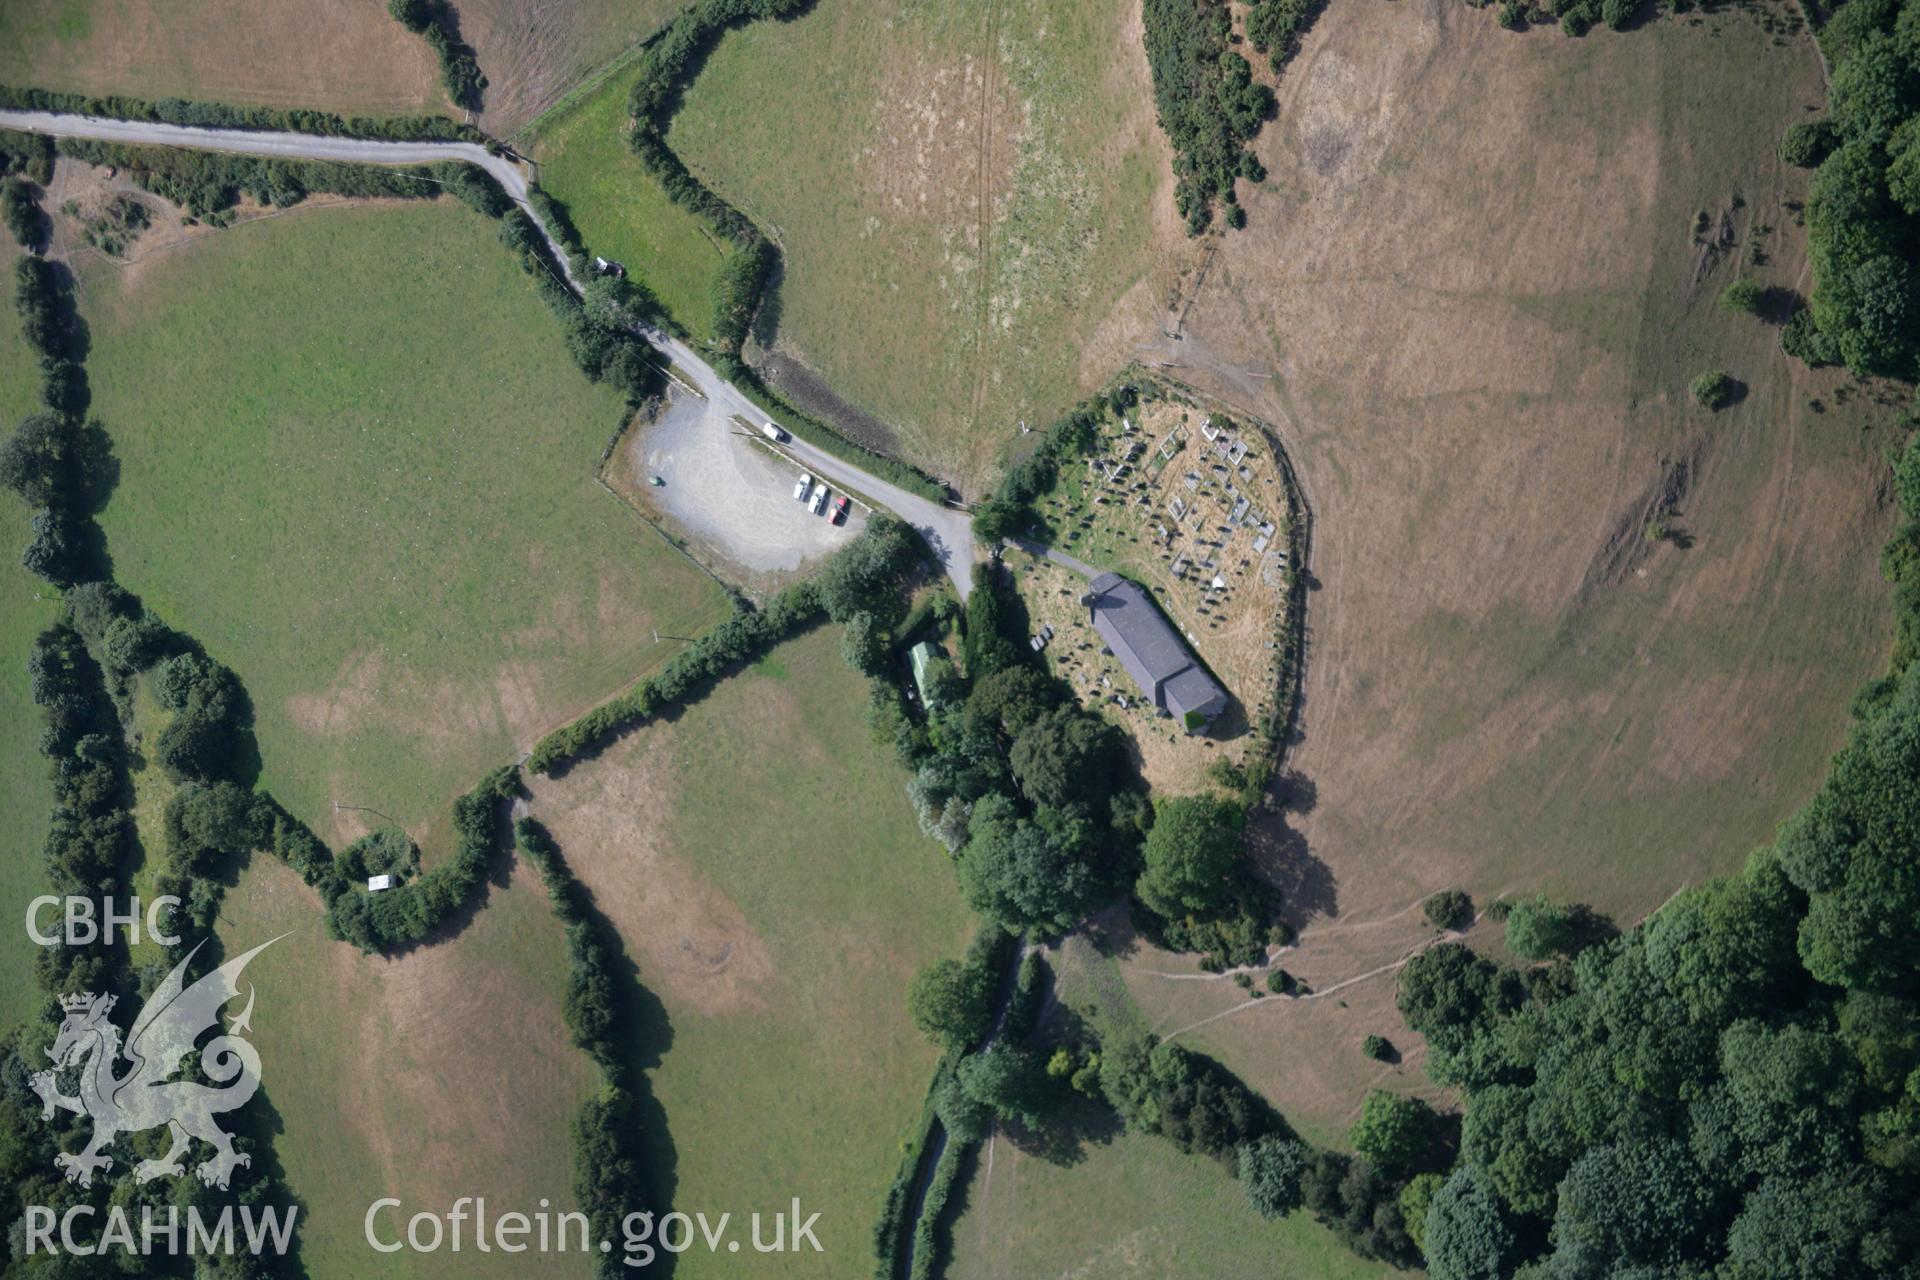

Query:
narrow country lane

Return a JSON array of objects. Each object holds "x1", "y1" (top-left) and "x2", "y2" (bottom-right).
[{"x1": 0, "y1": 109, "x2": 977, "y2": 595}]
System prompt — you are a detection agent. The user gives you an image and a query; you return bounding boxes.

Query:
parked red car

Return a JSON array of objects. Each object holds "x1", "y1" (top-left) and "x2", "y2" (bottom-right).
[{"x1": 832, "y1": 495, "x2": 851, "y2": 525}]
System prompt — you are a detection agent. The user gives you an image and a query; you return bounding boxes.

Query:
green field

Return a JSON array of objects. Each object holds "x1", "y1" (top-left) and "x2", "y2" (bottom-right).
[
  {"x1": 0, "y1": 242, "x2": 64, "y2": 1023},
  {"x1": 219, "y1": 855, "x2": 597, "y2": 1280},
  {"x1": 949, "y1": 936, "x2": 1395, "y2": 1280},
  {"x1": 666, "y1": 0, "x2": 1163, "y2": 489},
  {"x1": 79, "y1": 199, "x2": 733, "y2": 851},
  {"x1": 531, "y1": 625, "x2": 973, "y2": 1277},
  {"x1": 531, "y1": 68, "x2": 731, "y2": 343}
]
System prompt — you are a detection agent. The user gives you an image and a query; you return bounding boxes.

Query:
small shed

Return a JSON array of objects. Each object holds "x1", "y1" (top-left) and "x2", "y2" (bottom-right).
[
  {"x1": 908, "y1": 640, "x2": 945, "y2": 709},
  {"x1": 367, "y1": 874, "x2": 393, "y2": 893}
]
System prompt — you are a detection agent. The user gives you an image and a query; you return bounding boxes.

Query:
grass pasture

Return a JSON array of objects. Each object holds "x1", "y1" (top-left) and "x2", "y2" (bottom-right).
[
  {"x1": 0, "y1": 0, "x2": 445, "y2": 116},
  {"x1": 948, "y1": 934, "x2": 1395, "y2": 1280},
  {"x1": 77, "y1": 197, "x2": 733, "y2": 851},
  {"x1": 0, "y1": 241, "x2": 64, "y2": 1022},
  {"x1": 217, "y1": 856, "x2": 597, "y2": 1280},
  {"x1": 1124, "y1": 1, "x2": 1897, "y2": 1131},
  {"x1": 665, "y1": 0, "x2": 1169, "y2": 489},
  {"x1": 529, "y1": 67, "x2": 730, "y2": 342},
  {"x1": 529, "y1": 625, "x2": 972, "y2": 1278}
]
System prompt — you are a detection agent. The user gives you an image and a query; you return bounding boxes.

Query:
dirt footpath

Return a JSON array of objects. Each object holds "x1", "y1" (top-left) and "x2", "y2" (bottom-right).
[{"x1": 628, "y1": 385, "x2": 865, "y2": 583}]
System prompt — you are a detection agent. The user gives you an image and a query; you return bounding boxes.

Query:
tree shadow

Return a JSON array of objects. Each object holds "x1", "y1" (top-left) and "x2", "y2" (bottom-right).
[
  {"x1": 1567, "y1": 902, "x2": 1619, "y2": 953},
  {"x1": 1244, "y1": 796, "x2": 1338, "y2": 928},
  {"x1": 997, "y1": 1092, "x2": 1124, "y2": 1167},
  {"x1": 1080, "y1": 900, "x2": 1143, "y2": 960},
  {"x1": 750, "y1": 249, "x2": 786, "y2": 348},
  {"x1": 1706, "y1": 377, "x2": 1749, "y2": 410},
  {"x1": 1755, "y1": 286, "x2": 1804, "y2": 325}
]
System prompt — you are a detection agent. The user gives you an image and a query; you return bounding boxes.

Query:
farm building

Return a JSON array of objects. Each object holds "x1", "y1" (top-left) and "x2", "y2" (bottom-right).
[{"x1": 1085, "y1": 572, "x2": 1229, "y2": 731}]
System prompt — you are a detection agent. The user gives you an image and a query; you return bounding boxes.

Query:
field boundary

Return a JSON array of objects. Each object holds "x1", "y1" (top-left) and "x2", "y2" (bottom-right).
[
  {"x1": 0, "y1": 82, "x2": 485, "y2": 143},
  {"x1": 513, "y1": 24, "x2": 666, "y2": 148},
  {"x1": 599, "y1": 0, "x2": 956, "y2": 501}
]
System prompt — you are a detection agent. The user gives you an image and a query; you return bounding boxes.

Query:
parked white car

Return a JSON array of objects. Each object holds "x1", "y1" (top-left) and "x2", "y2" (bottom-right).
[
  {"x1": 794, "y1": 473, "x2": 813, "y2": 502},
  {"x1": 810, "y1": 485, "x2": 829, "y2": 515}
]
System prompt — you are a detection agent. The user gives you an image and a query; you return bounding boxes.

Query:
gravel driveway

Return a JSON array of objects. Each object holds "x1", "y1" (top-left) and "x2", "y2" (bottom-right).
[{"x1": 633, "y1": 387, "x2": 864, "y2": 575}]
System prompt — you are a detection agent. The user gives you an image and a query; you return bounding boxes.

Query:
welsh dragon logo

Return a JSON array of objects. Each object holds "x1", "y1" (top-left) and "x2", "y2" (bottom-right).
[{"x1": 30, "y1": 936, "x2": 282, "y2": 1190}]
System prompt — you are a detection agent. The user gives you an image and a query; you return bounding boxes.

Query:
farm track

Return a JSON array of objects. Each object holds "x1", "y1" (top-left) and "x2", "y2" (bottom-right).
[
  {"x1": 966, "y1": 0, "x2": 999, "y2": 441},
  {"x1": 0, "y1": 108, "x2": 979, "y2": 597}
]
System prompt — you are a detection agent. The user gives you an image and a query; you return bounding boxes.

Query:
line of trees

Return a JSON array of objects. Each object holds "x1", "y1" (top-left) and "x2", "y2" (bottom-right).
[
  {"x1": 515, "y1": 818, "x2": 661, "y2": 1279},
  {"x1": 1142, "y1": 0, "x2": 1273, "y2": 233},
  {"x1": 55, "y1": 136, "x2": 503, "y2": 221},
  {"x1": 875, "y1": 926, "x2": 1022, "y2": 1280},
  {"x1": 4, "y1": 248, "x2": 312, "y2": 1266},
  {"x1": 388, "y1": 0, "x2": 488, "y2": 112},
  {"x1": 498, "y1": 203, "x2": 666, "y2": 402},
  {"x1": 9, "y1": 614, "x2": 313, "y2": 1278},
  {"x1": 0, "y1": 82, "x2": 486, "y2": 143},
  {"x1": 26, "y1": 622, "x2": 133, "y2": 996},
  {"x1": 1781, "y1": 1, "x2": 1920, "y2": 378},
  {"x1": 7, "y1": 230, "x2": 107, "y2": 582}
]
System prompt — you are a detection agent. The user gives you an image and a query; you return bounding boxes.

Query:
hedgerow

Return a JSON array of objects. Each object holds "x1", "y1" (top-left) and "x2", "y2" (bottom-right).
[
  {"x1": 608, "y1": 0, "x2": 955, "y2": 495},
  {"x1": 515, "y1": 818, "x2": 660, "y2": 1277},
  {"x1": 727, "y1": 366, "x2": 949, "y2": 501},
  {"x1": 0, "y1": 127, "x2": 54, "y2": 183},
  {"x1": 323, "y1": 766, "x2": 517, "y2": 951},
  {"x1": 4, "y1": 256, "x2": 318, "y2": 1261},
  {"x1": 530, "y1": 513, "x2": 936, "y2": 772},
  {"x1": 0, "y1": 82, "x2": 487, "y2": 144},
  {"x1": 53, "y1": 137, "x2": 498, "y2": 219},
  {"x1": 622, "y1": 0, "x2": 803, "y2": 341},
  {"x1": 388, "y1": 0, "x2": 488, "y2": 112}
]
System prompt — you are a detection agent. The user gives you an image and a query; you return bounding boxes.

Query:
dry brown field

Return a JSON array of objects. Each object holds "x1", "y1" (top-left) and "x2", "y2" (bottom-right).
[
  {"x1": 218, "y1": 856, "x2": 598, "y2": 1280},
  {"x1": 1091, "y1": 0, "x2": 1898, "y2": 1139},
  {"x1": 0, "y1": 0, "x2": 445, "y2": 115},
  {"x1": 465, "y1": 0, "x2": 687, "y2": 136}
]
